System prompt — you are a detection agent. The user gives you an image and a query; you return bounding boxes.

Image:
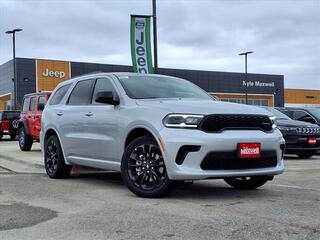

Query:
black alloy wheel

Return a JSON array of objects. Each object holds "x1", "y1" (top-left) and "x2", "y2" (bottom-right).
[
  {"x1": 44, "y1": 135, "x2": 72, "y2": 178},
  {"x1": 121, "y1": 136, "x2": 176, "y2": 198}
]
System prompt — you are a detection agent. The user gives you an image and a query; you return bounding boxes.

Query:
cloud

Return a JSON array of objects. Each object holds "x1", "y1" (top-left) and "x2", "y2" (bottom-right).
[{"x1": 0, "y1": 0, "x2": 319, "y2": 89}]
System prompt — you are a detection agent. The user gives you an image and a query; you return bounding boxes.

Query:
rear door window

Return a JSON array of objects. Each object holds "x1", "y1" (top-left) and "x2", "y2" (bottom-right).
[
  {"x1": 68, "y1": 79, "x2": 94, "y2": 105},
  {"x1": 29, "y1": 97, "x2": 37, "y2": 111},
  {"x1": 22, "y1": 97, "x2": 31, "y2": 113},
  {"x1": 50, "y1": 84, "x2": 71, "y2": 105}
]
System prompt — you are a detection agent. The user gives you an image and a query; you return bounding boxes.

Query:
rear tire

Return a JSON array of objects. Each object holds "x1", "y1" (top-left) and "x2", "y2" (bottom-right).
[
  {"x1": 19, "y1": 127, "x2": 33, "y2": 151},
  {"x1": 224, "y1": 176, "x2": 270, "y2": 190},
  {"x1": 44, "y1": 135, "x2": 72, "y2": 178},
  {"x1": 297, "y1": 152, "x2": 314, "y2": 159},
  {"x1": 121, "y1": 136, "x2": 176, "y2": 198}
]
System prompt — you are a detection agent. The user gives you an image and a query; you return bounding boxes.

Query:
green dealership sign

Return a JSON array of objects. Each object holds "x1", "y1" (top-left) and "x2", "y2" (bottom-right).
[{"x1": 130, "y1": 15, "x2": 153, "y2": 73}]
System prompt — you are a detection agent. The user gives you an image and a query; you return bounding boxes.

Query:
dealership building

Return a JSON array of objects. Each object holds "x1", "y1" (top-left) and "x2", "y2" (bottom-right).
[{"x1": 0, "y1": 57, "x2": 285, "y2": 110}]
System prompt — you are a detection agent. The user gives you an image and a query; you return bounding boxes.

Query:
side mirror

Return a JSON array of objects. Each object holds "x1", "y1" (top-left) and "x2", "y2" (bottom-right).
[
  {"x1": 38, "y1": 102, "x2": 45, "y2": 111},
  {"x1": 95, "y1": 91, "x2": 119, "y2": 105}
]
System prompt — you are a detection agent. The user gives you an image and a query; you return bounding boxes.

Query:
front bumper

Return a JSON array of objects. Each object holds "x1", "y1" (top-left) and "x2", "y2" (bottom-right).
[
  {"x1": 159, "y1": 128, "x2": 285, "y2": 180},
  {"x1": 284, "y1": 135, "x2": 320, "y2": 153}
]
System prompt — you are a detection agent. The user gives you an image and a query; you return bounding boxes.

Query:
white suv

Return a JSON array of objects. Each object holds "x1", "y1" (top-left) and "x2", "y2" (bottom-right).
[{"x1": 41, "y1": 73, "x2": 285, "y2": 197}]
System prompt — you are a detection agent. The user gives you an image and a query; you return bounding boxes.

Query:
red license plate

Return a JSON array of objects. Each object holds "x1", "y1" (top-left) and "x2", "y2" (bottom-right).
[
  {"x1": 308, "y1": 137, "x2": 317, "y2": 145},
  {"x1": 238, "y1": 143, "x2": 261, "y2": 158}
]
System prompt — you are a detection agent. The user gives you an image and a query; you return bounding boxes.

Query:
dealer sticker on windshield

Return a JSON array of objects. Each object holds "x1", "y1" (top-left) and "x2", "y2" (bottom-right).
[{"x1": 238, "y1": 143, "x2": 261, "y2": 158}]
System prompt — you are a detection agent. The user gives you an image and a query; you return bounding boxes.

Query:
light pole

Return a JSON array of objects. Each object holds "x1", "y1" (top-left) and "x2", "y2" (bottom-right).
[
  {"x1": 239, "y1": 51, "x2": 253, "y2": 105},
  {"x1": 152, "y1": 0, "x2": 158, "y2": 73},
  {"x1": 5, "y1": 28, "x2": 23, "y2": 110}
]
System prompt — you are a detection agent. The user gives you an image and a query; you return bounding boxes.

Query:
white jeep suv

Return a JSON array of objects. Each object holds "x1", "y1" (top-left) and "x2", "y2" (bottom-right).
[{"x1": 41, "y1": 73, "x2": 285, "y2": 197}]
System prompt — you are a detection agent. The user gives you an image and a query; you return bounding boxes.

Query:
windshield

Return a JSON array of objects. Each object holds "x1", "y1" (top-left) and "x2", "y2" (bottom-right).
[
  {"x1": 308, "y1": 108, "x2": 320, "y2": 119},
  {"x1": 118, "y1": 75, "x2": 213, "y2": 100},
  {"x1": 262, "y1": 107, "x2": 290, "y2": 120}
]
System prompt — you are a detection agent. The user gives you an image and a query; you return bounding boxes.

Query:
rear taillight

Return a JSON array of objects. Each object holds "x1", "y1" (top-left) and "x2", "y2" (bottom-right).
[{"x1": 0, "y1": 120, "x2": 10, "y2": 131}]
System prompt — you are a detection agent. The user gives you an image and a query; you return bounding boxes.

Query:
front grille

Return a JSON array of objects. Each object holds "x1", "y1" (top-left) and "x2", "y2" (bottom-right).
[
  {"x1": 201, "y1": 150, "x2": 277, "y2": 170},
  {"x1": 199, "y1": 114, "x2": 273, "y2": 132},
  {"x1": 296, "y1": 127, "x2": 320, "y2": 134}
]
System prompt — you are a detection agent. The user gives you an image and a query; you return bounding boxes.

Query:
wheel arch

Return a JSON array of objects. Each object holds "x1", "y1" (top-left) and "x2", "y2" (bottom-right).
[
  {"x1": 124, "y1": 127, "x2": 157, "y2": 150},
  {"x1": 43, "y1": 128, "x2": 71, "y2": 165},
  {"x1": 18, "y1": 119, "x2": 30, "y2": 135}
]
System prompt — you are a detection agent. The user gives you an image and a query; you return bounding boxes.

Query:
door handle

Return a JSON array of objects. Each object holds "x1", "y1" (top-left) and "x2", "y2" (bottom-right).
[
  {"x1": 85, "y1": 112, "x2": 93, "y2": 117},
  {"x1": 57, "y1": 112, "x2": 63, "y2": 116}
]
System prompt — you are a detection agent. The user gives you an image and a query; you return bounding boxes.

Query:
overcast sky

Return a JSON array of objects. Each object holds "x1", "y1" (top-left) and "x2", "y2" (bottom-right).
[{"x1": 0, "y1": 0, "x2": 319, "y2": 89}]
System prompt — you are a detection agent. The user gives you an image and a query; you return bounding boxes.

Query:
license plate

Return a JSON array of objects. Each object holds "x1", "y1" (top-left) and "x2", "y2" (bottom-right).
[
  {"x1": 238, "y1": 143, "x2": 261, "y2": 158},
  {"x1": 308, "y1": 137, "x2": 317, "y2": 145}
]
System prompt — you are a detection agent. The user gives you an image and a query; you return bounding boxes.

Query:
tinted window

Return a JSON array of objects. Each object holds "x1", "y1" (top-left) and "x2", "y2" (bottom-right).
[
  {"x1": 50, "y1": 84, "x2": 71, "y2": 105},
  {"x1": 281, "y1": 110, "x2": 293, "y2": 118},
  {"x1": 92, "y1": 78, "x2": 118, "y2": 104},
  {"x1": 29, "y1": 97, "x2": 37, "y2": 111},
  {"x1": 292, "y1": 110, "x2": 310, "y2": 121},
  {"x1": 68, "y1": 79, "x2": 94, "y2": 105},
  {"x1": 119, "y1": 75, "x2": 212, "y2": 100},
  {"x1": 38, "y1": 96, "x2": 46, "y2": 111},
  {"x1": 2, "y1": 111, "x2": 20, "y2": 120},
  {"x1": 22, "y1": 97, "x2": 31, "y2": 112},
  {"x1": 38, "y1": 96, "x2": 46, "y2": 105}
]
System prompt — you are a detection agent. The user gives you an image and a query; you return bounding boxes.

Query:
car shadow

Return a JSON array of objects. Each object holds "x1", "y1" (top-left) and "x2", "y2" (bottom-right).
[{"x1": 67, "y1": 171, "x2": 276, "y2": 200}]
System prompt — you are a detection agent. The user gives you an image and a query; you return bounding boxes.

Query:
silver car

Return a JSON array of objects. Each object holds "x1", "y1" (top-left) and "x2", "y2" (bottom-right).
[{"x1": 41, "y1": 73, "x2": 285, "y2": 197}]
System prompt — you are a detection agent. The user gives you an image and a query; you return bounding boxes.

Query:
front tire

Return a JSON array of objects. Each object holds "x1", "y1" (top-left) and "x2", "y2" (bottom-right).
[
  {"x1": 121, "y1": 136, "x2": 176, "y2": 198},
  {"x1": 19, "y1": 127, "x2": 33, "y2": 151},
  {"x1": 44, "y1": 135, "x2": 72, "y2": 178},
  {"x1": 224, "y1": 176, "x2": 270, "y2": 190}
]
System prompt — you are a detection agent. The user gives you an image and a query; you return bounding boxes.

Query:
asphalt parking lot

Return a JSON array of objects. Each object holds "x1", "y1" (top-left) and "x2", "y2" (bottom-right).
[{"x1": 0, "y1": 138, "x2": 319, "y2": 240}]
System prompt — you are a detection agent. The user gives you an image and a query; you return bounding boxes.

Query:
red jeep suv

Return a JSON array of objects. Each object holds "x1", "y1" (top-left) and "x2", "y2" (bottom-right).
[
  {"x1": 0, "y1": 110, "x2": 21, "y2": 140},
  {"x1": 18, "y1": 92, "x2": 52, "y2": 151}
]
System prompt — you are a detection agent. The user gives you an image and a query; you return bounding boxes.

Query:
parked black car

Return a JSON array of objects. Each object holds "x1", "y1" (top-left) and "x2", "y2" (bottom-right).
[
  {"x1": 277, "y1": 107, "x2": 320, "y2": 126},
  {"x1": 263, "y1": 107, "x2": 320, "y2": 159},
  {"x1": 0, "y1": 110, "x2": 21, "y2": 140}
]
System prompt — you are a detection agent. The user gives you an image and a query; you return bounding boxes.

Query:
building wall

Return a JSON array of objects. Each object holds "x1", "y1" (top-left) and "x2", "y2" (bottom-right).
[
  {"x1": 0, "y1": 57, "x2": 285, "y2": 109},
  {"x1": 0, "y1": 60, "x2": 14, "y2": 109},
  {"x1": 285, "y1": 89, "x2": 320, "y2": 107},
  {"x1": 70, "y1": 62, "x2": 284, "y2": 106},
  {"x1": 16, "y1": 58, "x2": 36, "y2": 108}
]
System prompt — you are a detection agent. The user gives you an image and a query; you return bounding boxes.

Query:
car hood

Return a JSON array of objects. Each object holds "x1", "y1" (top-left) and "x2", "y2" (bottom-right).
[
  {"x1": 276, "y1": 119, "x2": 319, "y2": 127},
  {"x1": 135, "y1": 99, "x2": 273, "y2": 116}
]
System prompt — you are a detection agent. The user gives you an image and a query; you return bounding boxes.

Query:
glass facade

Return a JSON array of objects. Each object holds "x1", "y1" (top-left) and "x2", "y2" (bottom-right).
[{"x1": 220, "y1": 98, "x2": 269, "y2": 106}]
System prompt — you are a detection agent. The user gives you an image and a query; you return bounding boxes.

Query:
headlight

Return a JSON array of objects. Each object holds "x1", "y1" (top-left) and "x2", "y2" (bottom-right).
[
  {"x1": 163, "y1": 114, "x2": 204, "y2": 128},
  {"x1": 277, "y1": 126, "x2": 297, "y2": 131},
  {"x1": 269, "y1": 116, "x2": 277, "y2": 129}
]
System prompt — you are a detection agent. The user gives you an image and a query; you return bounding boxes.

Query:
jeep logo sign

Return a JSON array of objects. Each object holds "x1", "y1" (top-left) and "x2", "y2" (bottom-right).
[
  {"x1": 130, "y1": 15, "x2": 153, "y2": 73},
  {"x1": 36, "y1": 59, "x2": 70, "y2": 91},
  {"x1": 42, "y1": 69, "x2": 66, "y2": 79}
]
